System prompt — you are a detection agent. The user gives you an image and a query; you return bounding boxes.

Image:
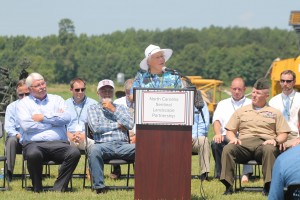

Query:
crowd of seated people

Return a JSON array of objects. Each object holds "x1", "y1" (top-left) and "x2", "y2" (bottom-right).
[{"x1": 2, "y1": 45, "x2": 300, "y2": 198}]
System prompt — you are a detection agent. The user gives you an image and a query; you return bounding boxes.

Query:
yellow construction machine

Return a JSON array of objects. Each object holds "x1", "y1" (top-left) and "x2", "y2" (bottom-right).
[
  {"x1": 187, "y1": 76, "x2": 223, "y2": 116},
  {"x1": 269, "y1": 11, "x2": 300, "y2": 97}
]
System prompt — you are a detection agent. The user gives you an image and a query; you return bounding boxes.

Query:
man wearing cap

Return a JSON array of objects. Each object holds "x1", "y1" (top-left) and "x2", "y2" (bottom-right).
[
  {"x1": 4, "y1": 79, "x2": 29, "y2": 181},
  {"x1": 220, "y1": 78, "x2": 291, "y2": 196},
  {"x1": 16, "y1": 72, "x2": 81, "y2": 192},
  {"x1": 269, "y1": 70, "x2": 300, "y2": 149},
  {"x1": 129, "y1": 44, "x2": 183, "y2": 102},
  {"x1": 87, "y1": 79, "x2": 134, "y2": 194}
]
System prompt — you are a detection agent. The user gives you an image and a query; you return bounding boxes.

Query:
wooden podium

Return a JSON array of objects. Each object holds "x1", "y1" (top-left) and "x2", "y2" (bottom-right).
[{"x1": 133, "y1": 88, "x2": 194, "y2": 200}]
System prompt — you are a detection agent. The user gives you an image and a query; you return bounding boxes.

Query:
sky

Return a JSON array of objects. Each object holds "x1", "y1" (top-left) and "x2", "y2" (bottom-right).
[{"x1": 0, "y1": 0, "x2": 299, "y2": 37}]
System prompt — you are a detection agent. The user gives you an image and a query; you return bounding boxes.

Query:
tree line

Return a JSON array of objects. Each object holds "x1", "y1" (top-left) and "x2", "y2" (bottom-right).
[{"x1": 0, "y1": 18, "x2": 299, "y2": 86}]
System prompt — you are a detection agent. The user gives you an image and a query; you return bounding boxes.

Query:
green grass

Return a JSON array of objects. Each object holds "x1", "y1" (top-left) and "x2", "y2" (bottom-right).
[{"x1": 0, "y1": 84, "x2": 268, "y2": 199}]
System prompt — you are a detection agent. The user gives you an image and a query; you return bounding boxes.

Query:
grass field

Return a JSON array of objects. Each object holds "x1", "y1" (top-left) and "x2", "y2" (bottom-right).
[{"x1": 0, "y1": 84, "x2": 268, "y2": 199}]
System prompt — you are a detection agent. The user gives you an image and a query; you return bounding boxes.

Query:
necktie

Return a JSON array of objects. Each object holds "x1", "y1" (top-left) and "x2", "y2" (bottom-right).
[{"x1": 284, "y1": 96, "x2": 290, "y2": 121}]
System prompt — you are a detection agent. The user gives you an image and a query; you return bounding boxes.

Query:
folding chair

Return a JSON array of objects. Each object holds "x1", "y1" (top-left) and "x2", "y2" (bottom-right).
[
  {"x1": 22, "y1": 158, "x2": 73, "y2": 191},
  {"x1": 284, "y1": 184, "x2": 300, "y2": 200},
  {"x1": 0, "y1": 120, "x2": 9, "y2": 191},
  {"x1": 71, "y1": 149, "x2": 88, "y2": 189},
  {"x1": 234, "y1": 160, "x2": 262, "y2": 192},
  {"x1": 85, "y1": 123, "x2": 134, "y2": 190}
]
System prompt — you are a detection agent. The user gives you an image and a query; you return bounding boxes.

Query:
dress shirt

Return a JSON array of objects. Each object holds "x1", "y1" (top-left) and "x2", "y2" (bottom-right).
[
  {"x1": 17, "y1": 94, "x2": 71, "y2": 142},
  {"x1": 212, "y1": 96, "x2": 251, "y2": 135},
  {"x1": 130, "y1": 70, "x2": 183, "y2": 95},
  {"x1": 87, "y1": 103, "x2": 133, "y2": 142},
  {"x1": 192, "y1": 102, "x2": 210, "y2": 138},
  {"x1": 268, "y1": 145, "x2": 300, "y2": 200},
  {"x1": 269, "y1": 90, "x2": 300, "y2": 133},
  {"x1": 4, "y1": 100, "x2": 22, "y2": 137},
  {"x1": 65, "y1": 96, "x2": 97, "y2": 133}
]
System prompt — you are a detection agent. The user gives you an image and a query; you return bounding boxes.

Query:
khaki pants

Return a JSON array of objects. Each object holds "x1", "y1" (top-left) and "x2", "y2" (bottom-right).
[
  {"x1": 220, "y1": 137, "x2": 279, "y2": 186},
  {"x1": 192, "y1": 136, "x2": 210, "y2": 175}
]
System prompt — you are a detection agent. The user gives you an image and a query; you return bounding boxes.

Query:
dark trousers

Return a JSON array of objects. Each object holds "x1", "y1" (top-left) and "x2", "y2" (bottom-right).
[
  {"x1": 23, "y1": 141, "x2": 81, "y2": 192},
  {"x1": 220, "y1": 137, "x2": 279, "y2": 186},
  {"x1": 211, "y1": 138, "x2": 228, "y2": 178},
  {"x1": 5, "y1": 136, "x2": 22, "y2": 173}
]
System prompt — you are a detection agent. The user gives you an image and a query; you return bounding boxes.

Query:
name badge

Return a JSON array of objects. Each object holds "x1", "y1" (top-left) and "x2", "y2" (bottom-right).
[{"x1": 75, "y1": 124, "x2": 83, "y2": 132}]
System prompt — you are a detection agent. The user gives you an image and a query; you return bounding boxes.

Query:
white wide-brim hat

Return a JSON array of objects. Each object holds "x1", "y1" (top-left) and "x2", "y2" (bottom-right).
[{"x1": 139, "y1": 44, "x2": 173, "y2": 71}]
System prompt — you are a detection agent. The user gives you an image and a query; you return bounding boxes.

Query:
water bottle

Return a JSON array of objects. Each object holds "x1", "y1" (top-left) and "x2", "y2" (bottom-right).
[{"x1": 0, "y1": 168, "x2": 4, "y2": 180}]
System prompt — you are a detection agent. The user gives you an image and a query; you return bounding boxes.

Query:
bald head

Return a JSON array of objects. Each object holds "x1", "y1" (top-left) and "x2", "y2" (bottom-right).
[{"x1": 230, "y1": 77, "x2": 246, "y2": 101}]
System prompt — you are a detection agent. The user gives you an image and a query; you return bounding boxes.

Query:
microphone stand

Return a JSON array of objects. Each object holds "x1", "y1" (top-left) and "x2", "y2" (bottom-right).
[{"x1": 171, "y1": 70, "x2": 206, "y2": 124}]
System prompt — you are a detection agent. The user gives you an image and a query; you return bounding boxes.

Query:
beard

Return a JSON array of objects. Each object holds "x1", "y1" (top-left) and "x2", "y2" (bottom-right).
[{"x1": 99, "y1": 97, "x2": 112, "y2": 103}]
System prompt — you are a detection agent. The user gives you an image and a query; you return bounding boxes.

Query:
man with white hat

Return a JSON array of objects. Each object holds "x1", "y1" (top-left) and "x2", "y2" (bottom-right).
[
  {"x1": 87, "y1": 79, "x2": 135, "y2": 194},
  {"x1": 129, "y1": 44, "x2": 183, "y2": 101}
]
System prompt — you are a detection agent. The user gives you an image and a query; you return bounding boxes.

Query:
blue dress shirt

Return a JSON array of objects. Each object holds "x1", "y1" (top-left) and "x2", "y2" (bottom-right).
[
  {"x1": 16, "y1": 94, "x2": 71, "y2": 142},
  {"x1": 192, "y1": 102, "x2": 210, "y2": 138},
  {"x1": 65, "y1": 96, "x2": 97, "y2": 133},
  {"x1": 268, "y1": 145, "x2": 300, "y2": 200},
  {"x1": 4, "y1": 100, "x2": 23, "y2": 137}
]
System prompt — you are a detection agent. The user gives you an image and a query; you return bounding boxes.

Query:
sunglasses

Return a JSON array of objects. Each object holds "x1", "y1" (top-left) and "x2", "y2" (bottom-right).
[
  {"x1": 18, "y1": 93, "x2": 30, "y2": 98},
  {"x1": 74, "y1": 88, "x2": 86, "y2": 92},
  {"x1": 280, "y1": 79, "x2": 294, "y2": 83}
]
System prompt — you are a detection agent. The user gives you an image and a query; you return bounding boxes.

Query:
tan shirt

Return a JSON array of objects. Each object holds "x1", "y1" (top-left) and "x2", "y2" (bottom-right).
[{"x1": 225, "y1": 104, "x2": 291, "y2": 140}]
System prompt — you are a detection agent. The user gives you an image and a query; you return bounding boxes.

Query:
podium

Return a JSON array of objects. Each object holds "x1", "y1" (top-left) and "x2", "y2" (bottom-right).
[{"x1": 134, "y1": 88, "x2": 195, "y2": 200}]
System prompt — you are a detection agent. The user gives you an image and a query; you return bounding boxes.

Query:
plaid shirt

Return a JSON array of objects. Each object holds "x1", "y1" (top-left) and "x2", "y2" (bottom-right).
[{"x1": 87, "y1": 103, "x2": 134, "y2": 142}]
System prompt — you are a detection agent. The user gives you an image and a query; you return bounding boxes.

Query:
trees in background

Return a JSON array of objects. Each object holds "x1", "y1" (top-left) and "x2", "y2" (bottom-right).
[{"x1": 0, "y1": 20, "x2": 299, "y2": 86}]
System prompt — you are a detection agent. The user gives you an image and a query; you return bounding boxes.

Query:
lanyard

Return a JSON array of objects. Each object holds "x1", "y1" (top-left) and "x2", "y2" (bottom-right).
[
  {"x1": 73, "y1": 98, "x2": 86, "y2": 124},
  {"x1": 231, "y1": 97, "x2": 245, "y2": 111}
]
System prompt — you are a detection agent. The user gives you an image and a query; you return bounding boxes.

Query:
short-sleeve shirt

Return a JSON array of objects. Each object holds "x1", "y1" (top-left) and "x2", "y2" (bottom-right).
[{"x1": 225, "y1": 104, "x2": 291, "y2": 140}]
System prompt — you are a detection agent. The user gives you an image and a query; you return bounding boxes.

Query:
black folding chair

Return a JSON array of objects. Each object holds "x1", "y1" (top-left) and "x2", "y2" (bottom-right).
[
  {"x1": 0, "y1": 120, "x2": 9, "y2": 191},
  {"x1": 235, "y1": 160, "x2": 262, "y2": 192},
  {"x1": 85, "y1": 123, "x2": 134, "y2": 190}
]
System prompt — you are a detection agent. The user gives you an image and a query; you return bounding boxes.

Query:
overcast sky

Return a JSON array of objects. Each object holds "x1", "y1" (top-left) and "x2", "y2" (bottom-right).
[{"x1": 0, "y1": 0, "x2": 299, "y2": 37}]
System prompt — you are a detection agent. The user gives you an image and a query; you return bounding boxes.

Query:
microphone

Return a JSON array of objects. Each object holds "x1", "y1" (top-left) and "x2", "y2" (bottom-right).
[
  {"x1": 195, "y1": 90, "x2": 204, "y2": 111},
  {"x1": 162, "y1": 66, "x2": 177, "y2": 73}
]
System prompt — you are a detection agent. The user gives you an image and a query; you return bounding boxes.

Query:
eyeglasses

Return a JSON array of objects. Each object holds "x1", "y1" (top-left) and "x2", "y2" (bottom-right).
[
  {"x1": 18, "y1": 93, "x2": 30, "y2": 98},
  {"x1": 74, "y1": 88, "x2": 86, "y2": 92},
  {"x1": 280, "y1": 79, "x2": 294, "y2": 83},
  {"x1": 31, "y1": 82, "x2": 46, "y2": 88}
]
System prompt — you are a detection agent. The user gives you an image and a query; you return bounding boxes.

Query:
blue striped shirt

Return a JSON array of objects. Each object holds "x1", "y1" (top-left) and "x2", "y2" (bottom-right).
[{"x1": 87, "y1": 103, "x2": 134, "y2": 142}]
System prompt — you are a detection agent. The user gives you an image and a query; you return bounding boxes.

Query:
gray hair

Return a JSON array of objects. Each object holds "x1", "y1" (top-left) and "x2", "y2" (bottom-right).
[{"x1": 26, "y1": 72, "x2": 44, "y2": 87}]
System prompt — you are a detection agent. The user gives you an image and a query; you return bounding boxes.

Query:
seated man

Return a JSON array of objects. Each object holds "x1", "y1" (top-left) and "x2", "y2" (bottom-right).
[
  {"x1": 112, "y1": 78, "x2": 135, "y2": 179},
  {"x1": 4, "y1": 79, "x2": 29, "y2": 181},
  {"x1": 192, "y1": 101, "x2": 210, "y2": 181},
  {"x1": 268, "y1": 108, "x2": 300, "y2": 200},
  {"x1": 16, "y1": 72, "x2": 81, "y2": 192},
  {"x1": 65, "y1": 77, "x2": 97, "y2": 151},
  {"x1": 87, "y1": 79, "x2": 135, "y2": 194},
  {"x1": 220, "y1": 78, "x2": 291, "y2": 196}
]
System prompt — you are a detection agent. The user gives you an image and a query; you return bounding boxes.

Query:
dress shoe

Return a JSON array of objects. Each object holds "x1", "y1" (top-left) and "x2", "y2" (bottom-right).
[
  {"x1": 200, "y1": 172, "x2": 209, "y2": 181},
  {"x1": 7, "y1": 170, "x2": 12, "y2": 182},
  {"x1": 109, "y1": 165, "x2": 121, "y2": 179},
  {"x1": 223, "y1": 186, "x2": 233, "y2": 195},
  {"x1": 96, "y1": 187, "x2": 108, "y2": 194}
]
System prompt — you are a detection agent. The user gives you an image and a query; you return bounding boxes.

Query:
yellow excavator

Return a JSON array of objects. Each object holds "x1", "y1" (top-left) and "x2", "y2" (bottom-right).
[
  {"x1": 187, "y1": 76, "x2": 223, "y2": 117},
  {"x1": 268, "y1": 11, "x2": 300, "y2": 96}
]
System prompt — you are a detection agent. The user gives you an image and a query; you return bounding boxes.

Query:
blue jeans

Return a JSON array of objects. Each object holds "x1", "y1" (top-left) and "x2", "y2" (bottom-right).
[{"x1": 88, "y1": 141, "x2": 135, "y2": 189}]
